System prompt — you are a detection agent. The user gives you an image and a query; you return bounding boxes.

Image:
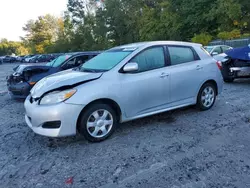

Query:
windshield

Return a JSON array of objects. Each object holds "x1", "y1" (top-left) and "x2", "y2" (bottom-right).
[
  {"x1": 204, "y1": 46, "x2": 214, "y2": 53},
  {"x1": 46, "y1": 54, "x2": 72, "y2": 67},
  {"x1": 80, "y1": 51, "x2": 132, "y2": 72}
]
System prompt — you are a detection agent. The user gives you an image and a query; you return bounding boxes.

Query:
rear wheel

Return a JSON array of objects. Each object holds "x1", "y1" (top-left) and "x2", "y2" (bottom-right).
[
  {"x1": 78, "y1": 103, "x2": 117, "y2": 142},
  {"x1": 196, "y1": 83, "x2": 216, "y2": 111}
]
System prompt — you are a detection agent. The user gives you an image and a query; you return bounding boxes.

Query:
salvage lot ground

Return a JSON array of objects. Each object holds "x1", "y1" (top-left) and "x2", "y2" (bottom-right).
[{"x1": 1, "y1": 63, "x2": 250, "y2": 188}]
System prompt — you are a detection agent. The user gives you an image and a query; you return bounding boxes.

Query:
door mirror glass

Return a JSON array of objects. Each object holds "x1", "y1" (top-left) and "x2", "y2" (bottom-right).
[
  {"x1": 211, "y1": 52, "x2": 219, "y2": 56},
  {"x1": 123, "y1": 63, "x2": 138, "y2": 73}
]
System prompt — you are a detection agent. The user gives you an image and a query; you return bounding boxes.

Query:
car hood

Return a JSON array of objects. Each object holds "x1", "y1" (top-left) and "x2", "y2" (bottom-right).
[
  {"x1": 30, "y1": 70, "x2": 103, "y2": 98},
  {"x1": 14, "y1": 64, "x2": 49, "y2": 74}
]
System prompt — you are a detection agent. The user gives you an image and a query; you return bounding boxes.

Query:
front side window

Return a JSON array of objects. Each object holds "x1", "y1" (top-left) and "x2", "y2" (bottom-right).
[
  {"x1": 129, "y1": 47, "x2": 165, "y2": 72},
  {"x1": 71, "y1": 55, "x2": 91, "y2": 67},
  {"x1": 168, "y1": 46, "x2": 195, "y2": 65}
]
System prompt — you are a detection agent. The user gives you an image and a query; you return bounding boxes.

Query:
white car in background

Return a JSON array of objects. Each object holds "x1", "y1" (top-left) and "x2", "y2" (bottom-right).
[
  {"x1": 24, "y1": 55, "x2": 36, "y2": 63},
  {"x1": 204, "y1": 45, "x2": 233, "y2": 56}
]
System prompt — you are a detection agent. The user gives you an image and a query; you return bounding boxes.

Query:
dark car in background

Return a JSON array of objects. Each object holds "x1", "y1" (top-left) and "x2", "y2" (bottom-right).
[
  {"x1": 16, "y1": 55, "x2": 26, "y2": 62},
  {"x1": 30, "y1": 54, "x2": 56, "y2": 63},
  {"x1": 2, "y1": 56, "x2": 17, "y2": 63},
  {"x1": 214, "y1": 45, "x2": 250, "y2": 82},
  {"x1": 7, "y1": 51, "x2": 101, "y2": 98}
]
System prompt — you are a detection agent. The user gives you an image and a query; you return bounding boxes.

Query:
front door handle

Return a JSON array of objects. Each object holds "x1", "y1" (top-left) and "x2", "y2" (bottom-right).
[
  {"x1": 160, "y1": 72, "x2": 169, "y2": 78},
  {"x1": 196, "y1": 65, "x2": 203, "y2": 70}
]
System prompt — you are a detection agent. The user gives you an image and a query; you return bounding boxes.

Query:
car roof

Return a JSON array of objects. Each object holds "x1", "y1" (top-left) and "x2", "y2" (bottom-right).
[
  {"x1": 70, "y1": 51, "x2": 102, "y2": 56},
  {"x1": 111, "y1": 41, "x2": 202, "y2": 51},
  {"x1": 205, "y1": 45, "x2": 231, "y2": 48}
]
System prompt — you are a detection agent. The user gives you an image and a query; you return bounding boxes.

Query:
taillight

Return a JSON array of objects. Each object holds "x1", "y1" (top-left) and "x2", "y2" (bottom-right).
[{"x1": 216, "y1": 61, "x2": 222, "y2": 70}]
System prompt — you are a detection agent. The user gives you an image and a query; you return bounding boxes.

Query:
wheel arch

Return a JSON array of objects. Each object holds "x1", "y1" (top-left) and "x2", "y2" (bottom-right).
[
  {"x1": 196, "y1": 79, "x2": 218, "y2": 103},
  {"x1": 76, "y1": 98, "x2": 122, "y2": 132},
  {"x1": 199, "y1": 79, "x2": 218, "y2": 96}
]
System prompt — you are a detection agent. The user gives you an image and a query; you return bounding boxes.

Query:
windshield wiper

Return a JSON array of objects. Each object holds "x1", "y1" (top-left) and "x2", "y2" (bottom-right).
[{"x1": 80, "y1": 68, "x2": 107, "y2": 73}]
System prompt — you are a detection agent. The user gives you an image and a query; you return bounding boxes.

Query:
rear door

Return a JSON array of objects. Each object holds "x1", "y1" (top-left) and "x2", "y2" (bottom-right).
[{"x1": 166, "y1": 45, "x2": 205, "y2": 106}]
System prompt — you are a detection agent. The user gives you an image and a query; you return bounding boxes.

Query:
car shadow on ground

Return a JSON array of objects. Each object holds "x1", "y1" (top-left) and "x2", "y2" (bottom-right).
[
  {"x1": 229, "y1": 79, "x2": 250, "y2": 85},
  {"x1": 32, "y1": 106, "x2": 198, "y2": 148}
]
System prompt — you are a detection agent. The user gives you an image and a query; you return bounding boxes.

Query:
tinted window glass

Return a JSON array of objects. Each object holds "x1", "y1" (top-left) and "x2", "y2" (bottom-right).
[
  {"x1": 72, "y1": 55, "x2": 92, "y2": 66},
  {"x1": 168, "y1": 46, "x2": 195, "y2": 65},
  {"x1": 130, "y1": 47, "x2": 165, "y2": 72}
]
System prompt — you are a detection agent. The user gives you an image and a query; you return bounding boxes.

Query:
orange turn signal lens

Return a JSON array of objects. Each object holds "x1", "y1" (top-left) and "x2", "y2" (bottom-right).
[
  {"x1": 29, "y1": 82, "x2": 36, "y2": 85},
  {"x1": 64, "y1": 90, "x2": 76, "y2": 99}
]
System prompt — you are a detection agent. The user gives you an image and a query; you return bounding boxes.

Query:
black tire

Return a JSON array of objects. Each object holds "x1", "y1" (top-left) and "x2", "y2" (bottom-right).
[
  {"x1": 223, "y1": 78, "x2": 234, "y2": 83},
  {"x1": 196, "y1": 82, "x2": 216, "y2": 111},
  {"x1": 78, "y1": 103, "x2": 118, "y2": 142}
]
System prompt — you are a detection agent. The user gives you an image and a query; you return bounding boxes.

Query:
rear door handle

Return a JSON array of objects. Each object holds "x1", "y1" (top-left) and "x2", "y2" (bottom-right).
[
  {"x1": 160, "y1": 72, "x2": 169, "y2": 78},
  {"x1": 196, "y1": 65, "x2": 203, "y2": 70}
]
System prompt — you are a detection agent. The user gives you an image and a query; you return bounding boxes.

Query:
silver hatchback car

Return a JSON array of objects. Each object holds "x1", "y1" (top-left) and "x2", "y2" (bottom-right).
[{"x1": 24, "y1": 41, "x2": 223, "y2": 142}]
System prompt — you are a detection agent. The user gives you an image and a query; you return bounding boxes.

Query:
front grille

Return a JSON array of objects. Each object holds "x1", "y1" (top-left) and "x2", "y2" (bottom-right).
[{"x1": 11, "y1": 90, "x2": 23, "y2": 95}]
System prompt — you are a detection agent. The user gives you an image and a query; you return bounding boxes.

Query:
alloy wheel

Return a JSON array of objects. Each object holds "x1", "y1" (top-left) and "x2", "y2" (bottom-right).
[
  {"x1": 86, "y1": 109, "x2": 113, "y2": 138},
  {"x1": 201, "y1": 86, "x2": 215, "y2": 108}
]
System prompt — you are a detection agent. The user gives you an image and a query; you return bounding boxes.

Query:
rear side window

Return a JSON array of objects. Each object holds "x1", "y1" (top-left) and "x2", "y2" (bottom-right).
[
  {"x1": 130, "y1": 47, "x2": 165, "y2": 72},
  {"x1": 222, "y1": 46, "x2": 230, "y2": 52},
  {"x1": 213, "y1": 47, "x2": 222, "y2": 54},
  {"x1": 168, "y1": 46, "x2": 195, "y2": 65}
]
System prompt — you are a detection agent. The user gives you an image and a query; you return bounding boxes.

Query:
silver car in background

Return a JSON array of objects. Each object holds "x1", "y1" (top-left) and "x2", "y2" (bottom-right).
[
  {"x1": 204, "y1": 45, "x2": 233, "y2": 56},
  {"x1": 24, "y1": 41, "x2": 223, "y2": 142}
]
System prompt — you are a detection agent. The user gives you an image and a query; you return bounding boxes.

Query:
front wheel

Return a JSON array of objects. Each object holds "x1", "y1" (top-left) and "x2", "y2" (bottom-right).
[
  {"x1": 196, "y1": 83, "x2": 216, "y2": 111},
  {"x1": 78, "y1": 103, "x2": 117, "y2": 142}
]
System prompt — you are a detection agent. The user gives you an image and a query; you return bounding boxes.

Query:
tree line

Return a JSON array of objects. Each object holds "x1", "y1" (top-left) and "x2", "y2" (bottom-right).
[{"x1": 1, "y1": 0, "x2": 250, "y2": 56}]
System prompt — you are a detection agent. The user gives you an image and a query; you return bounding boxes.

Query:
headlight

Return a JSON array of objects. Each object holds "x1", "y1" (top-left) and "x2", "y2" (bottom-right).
[{"x1": 40, "y1": 89, "x2": 76, "y2": 105}]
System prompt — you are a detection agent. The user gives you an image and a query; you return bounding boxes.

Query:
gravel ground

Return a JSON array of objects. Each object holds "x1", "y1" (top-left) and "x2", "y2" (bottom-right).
[{"x1": 1, "y1": 63, "x2": 250, "y2": 188}]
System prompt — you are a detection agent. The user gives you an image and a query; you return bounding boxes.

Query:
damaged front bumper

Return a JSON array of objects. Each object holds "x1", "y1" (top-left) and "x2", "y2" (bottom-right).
[{"x1": 6, "y1": 76, "x2": 32, "y2": 99}]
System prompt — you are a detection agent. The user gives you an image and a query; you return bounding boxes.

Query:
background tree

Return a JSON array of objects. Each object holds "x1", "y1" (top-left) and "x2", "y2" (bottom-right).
[{"x1": 5, "y1": 0, "x2": 246, "y2": 56}]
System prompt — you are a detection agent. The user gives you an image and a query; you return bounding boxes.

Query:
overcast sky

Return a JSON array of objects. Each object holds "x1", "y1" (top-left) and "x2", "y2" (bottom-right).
[{"x1": 0, "y1": 0, "x2": 68, "y2": 41}]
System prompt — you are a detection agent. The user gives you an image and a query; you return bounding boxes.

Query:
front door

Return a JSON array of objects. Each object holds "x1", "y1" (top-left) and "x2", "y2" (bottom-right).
[{"x1": 118, "y1": 46, "x2": 171, "y2": 118}]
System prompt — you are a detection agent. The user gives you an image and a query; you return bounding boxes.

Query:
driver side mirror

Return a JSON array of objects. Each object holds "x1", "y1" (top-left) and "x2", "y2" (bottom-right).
[
  {"x1": 211, "y1": 52, "x2": 219, "y2": 56},
  {"x1": 123, "y1": 62, "x2": 138, "y2": 73}
]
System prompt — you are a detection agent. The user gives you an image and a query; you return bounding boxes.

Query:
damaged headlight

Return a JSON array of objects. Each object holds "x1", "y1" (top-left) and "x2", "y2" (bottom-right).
[{"x1": 39, "y1": 89, "x2": 77, "y2": 105}]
